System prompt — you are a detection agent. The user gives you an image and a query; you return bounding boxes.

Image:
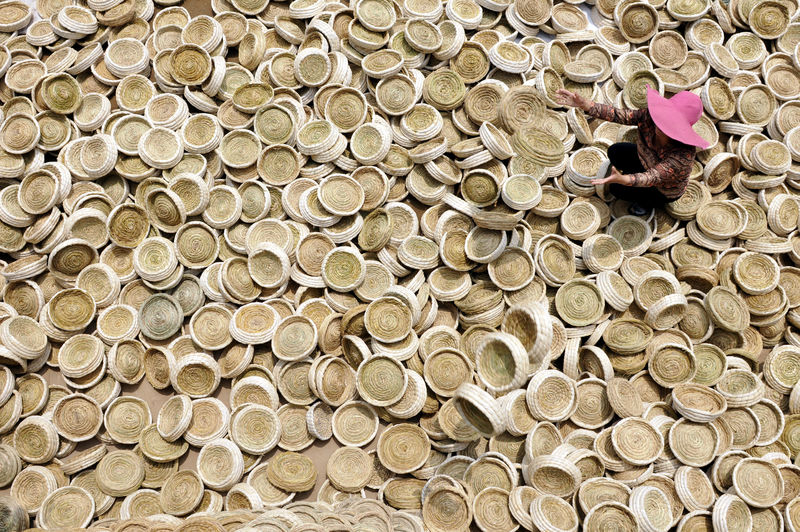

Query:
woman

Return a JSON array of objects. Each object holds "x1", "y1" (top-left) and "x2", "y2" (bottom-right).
[{"x1": 555, "y1": 87, "x2": 710, "y2": 214}]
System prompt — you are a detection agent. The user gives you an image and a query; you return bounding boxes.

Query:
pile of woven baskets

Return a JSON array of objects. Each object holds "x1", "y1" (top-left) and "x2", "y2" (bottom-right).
[{"x1": 0, "y1": 0, "x2": 798, "y2": 529}]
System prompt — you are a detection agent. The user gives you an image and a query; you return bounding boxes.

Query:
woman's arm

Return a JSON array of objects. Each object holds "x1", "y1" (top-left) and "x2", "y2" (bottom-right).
[
  {"x1": 554, "y1": 89, "x2": 645, "y2": 126},
  {"x1": 592, "y1": 148, "x2": 695, "y2": 190},
  {"x1": 618, "y1": 150, "x2": 694, "y2": 189},
  {"x1": 591, "y1": 166, "x2": 634, "y2": 186}
]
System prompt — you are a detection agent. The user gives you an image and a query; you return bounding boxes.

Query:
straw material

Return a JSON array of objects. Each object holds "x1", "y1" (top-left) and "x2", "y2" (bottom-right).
[
  {"x1": 160, "y1": 470, "x2": 204, "y2": 516},
  {"x1": 51, "y1": 393, "x2": 102, "y2": 442},
  {"x1": 526, "y1": 370, "x2": 577, "y2": 422},
  {"x1": 630, "y1": 486, "x2": 672, "y2": 532},
  {"x1": 672, "y1": 383, "x2": 727, "y2": 423},
  {"x1": 555, "y1": 279, "x2": 605, "y2": 327},
  {"x1": 105, "y1": 396, "x2": 151, "y2": 445},
  {"x1": 453, "y1": 383, "x2": 506, "y2": 438},
  {"x1": 649, "y1": 343, "x2": 697, "y2": 388},
  {"x1": 0, "y1": 0, "x2": 798, "y2": 527},
  {"x1": 13, "y1": 416, "x2": 58, "y2": 464},
  {"x1": 732, "y1": 457, "x2": 783, "y2": 508},
  {"x1": 669, "y1": 419, "x2": 719, "y2": 467},
  {"x1": 610, "y1": 417, "x2": 663, "y2": 466},
  {"x1": 475, "y1": 332, "x2": 528, "y2": 394},
  {"x1": 267, "y1": 452, "x2": 317, "y2": 492},
  {"x1": 356, "y1": 355, "x2": 407, "y2": 407},
  {"x1": 95, "y1": 449, "x2": 145, "y2": 497},
  {"x1": 365, "y1": 296, "x2": 413, "y2": 343},
  {"x1": 603, "y1": 318, "x2": 653, "y2": 355},
  {"x1": 712, "y1": 494, "x2": 753, "y2": 532},
  {"x1": 38, "y1": 486, "x2": 94, "y2": 529},
  {"x1": 607, "y1": 377, "x2": 645, "y2": 418},
  {"x1": 705, "y1": 286, "x2": 750, "y2": 333},
  {"x1": 377, "y1": 423, "x2": 431, "y2": 474}
]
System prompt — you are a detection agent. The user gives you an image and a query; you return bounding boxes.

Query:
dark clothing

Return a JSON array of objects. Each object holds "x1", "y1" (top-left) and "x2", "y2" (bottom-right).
[
  {"x1": 607, "y1": 143, "x2": 670, "y2": 207},
  {"x1": 585, "y1": 101, "x2": 696, "y2": 200}
]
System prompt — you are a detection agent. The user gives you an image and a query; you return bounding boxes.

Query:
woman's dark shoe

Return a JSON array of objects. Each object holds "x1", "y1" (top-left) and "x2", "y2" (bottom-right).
[{"x1": 628, "y1": 203, "x2": 651, "y2": 217}]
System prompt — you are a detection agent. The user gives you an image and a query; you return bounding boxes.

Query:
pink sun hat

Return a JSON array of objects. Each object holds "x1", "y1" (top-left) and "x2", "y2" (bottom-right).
[{"x1": 646, "y1": 87, "x2": 710, "y2": 149}]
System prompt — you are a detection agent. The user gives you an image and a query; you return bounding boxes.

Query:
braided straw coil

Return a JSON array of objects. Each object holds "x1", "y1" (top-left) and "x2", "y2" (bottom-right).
[
  {"x1": 38, "y1": 486, "x2": 94, "y2": 529},
  {"x1": 555, "y1": 279, "x2": 605, "y2": 327},
  {"x1": 267, "y1": 452, "x2": 317, "y2": 492},
  {"x1": 326, "y1": 445, "x2": 372, "y2": 492},
  {"x1": 672, "y1": 383, "x2": 727, "y2": 422}
]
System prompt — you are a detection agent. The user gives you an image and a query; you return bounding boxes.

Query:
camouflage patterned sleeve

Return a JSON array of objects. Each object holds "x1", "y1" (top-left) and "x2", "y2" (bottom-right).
[
  {"x1": 584, "y1": 101, "x2": 647, "y2": 126},
  {"x1": 627, "y1": 147, "x2": 696, "y2": 198}
]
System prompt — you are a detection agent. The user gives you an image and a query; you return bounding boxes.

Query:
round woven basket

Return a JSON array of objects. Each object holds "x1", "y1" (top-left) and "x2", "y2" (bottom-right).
[
  {"x1": 603, "y1": 318, "x2": 653, "y2": 355},
  {"x1": 607, "y1": 377, "x2": 645, "y2": 418},
  {"x1": 748, "y1": 0, "x2": 789, "y2": 39},
  {"x1": 38, "y1": 486, "x2": 94, "y2": 529},
  {"x1": 526, "y1": 370, "x2": 577, "y2": 422},
  {"x1": 619, "y1": 2, "x2": 658, "y2": 43},
  {"x1": 585, "y1": 502, "x2": 638, "y2": 531},
  {"x1": 271, "y1": 315, "x2": 317, "y2": 362},
  {"x1": 732, "y1": 458, "x2": 783, "y2": 508},
  {"x1": 377, "y1": 423, "x2": 431, "y2": 474},
  {"x1": 356, "y1": 355, "x2": 407, "y2": 407},
  {"x1": 737, "y1": 84, "x2": 777, "y2": 127},
  {"x1": 705, "y1": 286, "x2": 750, "y2": 333},
  {"x1": 51, "y1": 393, "x2": 102, "y2": 442},
  {"x1": 712, "y1": 494, "x2": 753, "y2": 532},
  {"x1": 611, "y1": 417, "x2": 664, "y2": 466},
  {"x1": 555, "y1": 279, "x2": 605, "y2": 327},
  {"x1": 715, "y1": 369, "x2": 764, "y2": 407},
  {"x1": 326, "y1": 445, "x2": 372, "y2": 492},
  {"x1": 669, "y1": 418, "x2": 719, "y2": 467},
  {"x1": 630, "y1": 486, "x2": 672, "y2": 532},
  {"x1": 364, "y1": 296, "x2": 413, "y2": 343},
  {"x1": 672, "y1": 383, "x2": 728, "y2": 422}
]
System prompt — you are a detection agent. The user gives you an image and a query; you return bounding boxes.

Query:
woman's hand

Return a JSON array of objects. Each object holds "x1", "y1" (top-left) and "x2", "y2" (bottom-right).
[
  {"x1": 555, "y1": 89, "x2": 589, "y2": 110},
  {"x1": 591, "y1": 167, "x2": 633, "y2": 186}
]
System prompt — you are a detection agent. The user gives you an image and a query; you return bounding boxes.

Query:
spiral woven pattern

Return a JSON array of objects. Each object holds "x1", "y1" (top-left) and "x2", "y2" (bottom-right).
[
  {"x1": 95, "y1": 449, "x2": 145, "y2": 497},
  {"x1": 105, "y1": 396, "x2": 151, "y2": 445},
  {"x1": 619, "y1": 3, "x2": 658, "y2": 43},
  {"x1": 555, "y1": 280, "x2": 605, "y2": 327},
  {"x1": 526, "y1": 370, "x2": 577, "y2": 422},
  {"x1": 170, "y1": 44, "x2": 211, "y2": 85},
  {"x1": 737, "y1": 85, "x2": 777, "y2": 126},
  {"x1": 267, "y1": 452, "x2": 317, "y2": 492},
  {"x1": 156, "y1": 395, "x2": 192, "y2": 443},
  {"x1": 189, "y1": 304, "x2": 233, "y2": 351},
  {"x1": 356, "y1": 355, "x2": 406, "y2": 407},
  {"x1": 611, "y1": 417, "x2": 663, "y2": 465},
  {"x1": 571, "y1": 378, "x2": 613, "y2": 430},
  {"x1": 376, "y1": 423, "x2": 430, "y2": 474},
  {"x1": 108, "y1": 340, "x2": 145, "y2": 384},
  {"x1": 364, "y1": 296, "x2": 413, "y2": 343},
  {"x1": 731, "y1": 458, "x2": 782, "y2": 508},
  {"x1": 10, "y1": 465, "x2": 55, "y2": 514},
  {"x1": 47, "y1": 288, "x2": 95, "y2": 332},
  {"x1": 705, "y1": 286, "x2": 749, "y2": 332},
  {"x1": 39, "y1": 486, "x2": 94, "y2": 529},
  {"x1": 0, "y1": 0, "x2": 798, "y2": 526},
  {"x1": 139, "y1": 423, "x2": 188, "y2": 463},
  {"x1": 13, "y1": 416, "x2": 58, "y2": 464},
  {"x1": 138, "y1": 294, "x2": 183, "y2": 341},
  {"x1": 326, "y1": 445, "x2": 372, "y2": 492},
  {"x1": 748, "y1": 0, "x2": 789, "y2": 39},
  {"x1": 450, "y1": 42, "x2": 490, "y2": 84},
  {"x1": 332, "y1": 401, "x2": 379, "y2": 447},
  {"x1": 51, "y1": 393, "x2": 102, "y2": 442},
  {"x1": 422, "y1": 68, "x2": 467, "y2": 112},
  {"x1": 159, "y1": 470, "x2": 204, "y2": 516},
  {"x1": 669, "y1": 419, "x2": 719, "y2": 467}
]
